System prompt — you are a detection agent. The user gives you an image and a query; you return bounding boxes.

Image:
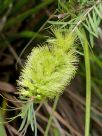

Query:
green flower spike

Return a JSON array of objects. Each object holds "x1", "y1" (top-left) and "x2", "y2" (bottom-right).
[{"x1": 17, "y1": 28, "x2": 79, "y2": 135}]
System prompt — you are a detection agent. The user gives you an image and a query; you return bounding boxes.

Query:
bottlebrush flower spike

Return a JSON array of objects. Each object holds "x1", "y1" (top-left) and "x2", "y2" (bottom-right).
[
  {"x1": 17, "y1": 28, "x2": 79, "y2": 103},
  {"x1": 17, "y1": 28, "x2": 79, "y2": 135}
]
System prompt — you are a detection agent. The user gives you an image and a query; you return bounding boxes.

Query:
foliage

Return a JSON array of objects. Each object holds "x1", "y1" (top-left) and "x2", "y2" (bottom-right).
[{"x1": 50, "y1": 0, "x2": 102, "y2": 47}]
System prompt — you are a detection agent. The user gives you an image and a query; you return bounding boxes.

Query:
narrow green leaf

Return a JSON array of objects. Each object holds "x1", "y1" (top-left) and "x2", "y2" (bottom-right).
[
  {"x1": 89, "y1": 34, "x2": 94, "y2": 48},
  {"x1": 88, "y1": 13, "x2": 97, "y2": 36},
  {"x1": 82, "y1": 22, "x2": 97, "y2": 37},
  {"x1": 94, "y1": 6, "x2": 102, "y2": 19}
]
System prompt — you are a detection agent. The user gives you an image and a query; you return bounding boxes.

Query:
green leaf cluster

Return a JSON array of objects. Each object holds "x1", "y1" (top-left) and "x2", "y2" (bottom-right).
[{"x1": 50, "y1": 0, "x2": 102, "y2": 47}]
